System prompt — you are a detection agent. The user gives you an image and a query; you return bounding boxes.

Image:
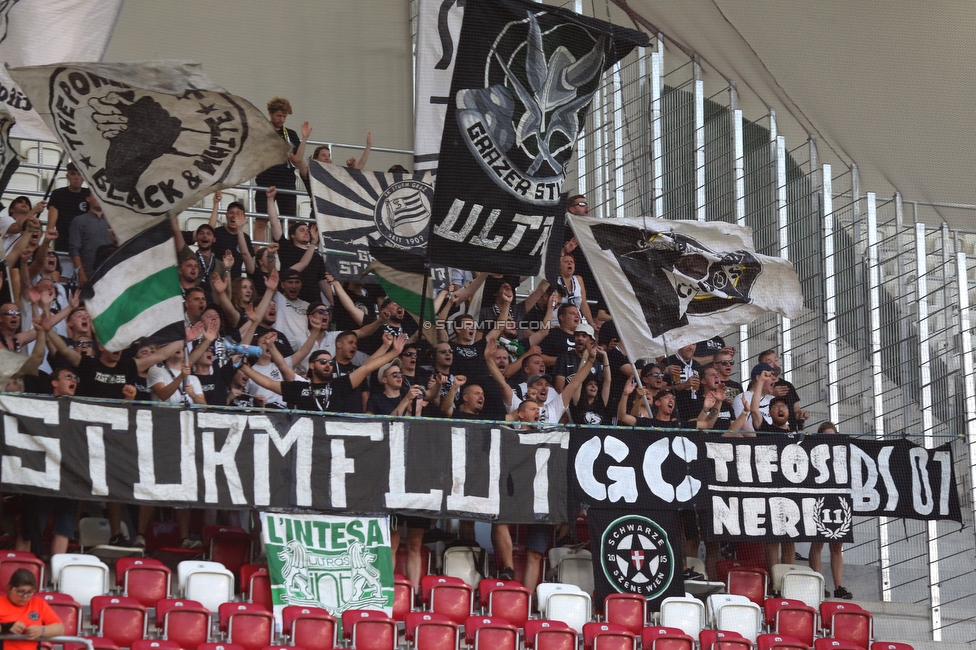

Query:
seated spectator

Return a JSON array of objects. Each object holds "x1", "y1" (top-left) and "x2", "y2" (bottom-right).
[
  {"x1": 366, "y1": 359, "x2": 425, "y2": 416},
  {"x1": 68, "y1": 194, "x2": 112, "y2": 287},
  {"x1": 0, "y1": 568, "x2": 64, "y2": 649}
]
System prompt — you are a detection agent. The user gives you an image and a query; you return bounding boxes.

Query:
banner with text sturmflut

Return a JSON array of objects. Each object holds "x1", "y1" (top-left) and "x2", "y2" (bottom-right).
[
  {"x1": 0, "y1": 395, "x2": 961, "y2": 530},
  {"x1": 427, "y1": 0, "x2": 647, "y2": 275}
]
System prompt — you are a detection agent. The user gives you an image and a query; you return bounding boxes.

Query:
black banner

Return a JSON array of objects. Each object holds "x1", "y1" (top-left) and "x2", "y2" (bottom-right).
[
  {"x1": 587, "y1": 508, "x2": 685, "y2": 611},
  {"x1": 570, "y1": 430, "x2": 962, "y2": 542},
  {"x1": 0, "y1": 395, "x2": 963, "y2": 531},
  {"x1": 428, "y1": 0, "x2": 647, "y2": 274},
  {"x1": 0, "y1": 395, "x2": 568, "y2": 524}
]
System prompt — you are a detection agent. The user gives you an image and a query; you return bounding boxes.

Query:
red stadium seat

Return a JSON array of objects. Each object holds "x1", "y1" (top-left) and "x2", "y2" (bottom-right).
[
  {"x1": 758, "y1": 634, "x2": 810, "y2": 650},
  {"x1": 123, "y1": 563, "x2": 172, "y2": 608},
  {"x1": 227, "y1": 610, "x2": 275, "y2": 650},
  {"x1": 828, "y1": 610, "x2": 873, "y2": 650},
  {"x1": 282, "y1": 607, "x2": 336, "y2": 650},
  {"x1": 820, "y1": 602, "x2": 863, "y2": 629},
  {"x1": 394, "y1": 544, "x2": 431, "y2": 581},
  {"x1": 467, "y1": 616, "x2": 518, "y2": 650},
  {"x1": 700, "y1": 629, "x2": 751, "y2": 650},
  {"x1": 72, "y1": 636, "x2": 120, "y2": 650},
  {"x1": 429, "y1": 580, "x2": 475, "y2": 625},
  {"x1": 727, "y1": 566, "x2": 768, "y2": 605},
  {"x1": 0, "y1": 551, "x2": 45, "y2": 589},
  {"x1": 405, "y1": 612, "x2": 451, "y2": 643},
  {"x1": 641, "y1": 626, "x2": 695, "y2": 650},
  {"x1": 871, "y1": 644, "x2": 914, "y2": 650},
  {"x1": 419, "y1": 575, "x2": 465, "y2": 606},
  {"x1": 525, "y1": 620, "x2": 573, "y2": 649},
  {"x1": 414, "y1": 618, "x2": 461, "y2": 650},
  {"x1": 349, "y1": 618, "x2": 396, "y2": 650},
  {"x1": 240, "y1": 565, "x2": 271, "y2": 608},
  {"x1": 97, "y1": 599, "x2": 148, "y2": 649},
  {"x1": 198, "y1": 644, "x2": 246, "y2": 650},
  {"x1": 814, "y1": 639, "x2": 864, "y2": 650},
  {"x1": 715, "y1": 559, "x2": 763, "y2": 584},
  {"x1": 487, "y1": 584, "x2": 531, "y2": 629},
  {"x1": 477, "y1": 578, "x2": 522, "y2": 609},
  {"x1": 205, "y1": 527, "x2": 253, "y2": 584},
  {"x1": 603, "y1": 593, "x2": 647, "y2": 636},
  {"x1": 261, "y1": 646, "x2": 303, "y2": 650},
  {"x1": 764, "y1": 598, "x2": 808, "y2": 626},
  {"x1": 156, "y1": 598, "x2": 212, "y2": 649},
  {"x1": 339, "y1": 609, "x2": 392, "y2": 643},
  {"x1": 464, "y1": 616, "x2": 511, "y2": 646},
  {"x1": 115, "y1": 558, "x2": 165, "y2": 588},
  {"x1": 131, "y1": 640, "x2": 181, "y2": 650},
  {"x1": 218, "y1": 602, "x2": 268, "y2": 631},
  {"x1": 768, "y1": 599, "x2": 817, "y2": 647},
  {"x1": 392, "y1": 573, "x2": 414, "y2": 622},
  {"x1": 583, "y1": 622, "x2": 637, "y2": 650},
  {"x1": 40, "y1": 593, "x2": 81, "y2": 637},
  {"x1": 532, "y1": 627, "x2": 578, "y2": 650}
]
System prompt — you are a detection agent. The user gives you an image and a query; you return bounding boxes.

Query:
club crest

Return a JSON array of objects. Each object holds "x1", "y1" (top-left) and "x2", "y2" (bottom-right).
[
  {"x1": 600, "y1": 515, "x2": 675, "y2": 598},
  {"x1": 374, "y1": 179, "x2": 433, "y2": 248}
]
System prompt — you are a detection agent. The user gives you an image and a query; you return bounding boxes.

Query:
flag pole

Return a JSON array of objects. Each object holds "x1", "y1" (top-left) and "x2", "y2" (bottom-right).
[{"x1": 41, "y1": 151, "x2": 66, "y2": 202}]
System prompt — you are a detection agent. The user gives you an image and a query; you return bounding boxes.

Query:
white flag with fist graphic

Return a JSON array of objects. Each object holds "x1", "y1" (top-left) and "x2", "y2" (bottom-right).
[{"x1": 9, "y1": 61, "x2": 290, "y2": 244}]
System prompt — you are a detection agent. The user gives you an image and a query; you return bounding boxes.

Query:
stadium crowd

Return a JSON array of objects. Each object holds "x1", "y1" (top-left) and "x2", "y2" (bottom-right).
[{"x1": 0, "y1": 96, "x2": 853, "y2": 602}]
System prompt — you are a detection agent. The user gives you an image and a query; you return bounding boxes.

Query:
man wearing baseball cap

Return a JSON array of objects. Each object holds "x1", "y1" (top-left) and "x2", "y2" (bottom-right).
[
  {"x1": 553, "y1": 322, "x2": 605, "y2": 393},
  {"x1": 366, "y1": 358, "x2": 425, "y2": 416}
]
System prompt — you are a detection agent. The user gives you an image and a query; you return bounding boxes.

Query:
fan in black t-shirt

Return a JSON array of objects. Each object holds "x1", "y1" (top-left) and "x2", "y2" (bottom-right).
[
  {"x1": 620, "y1": 385, "x2": 700, "y2": 429},
  {"x1": 240, "y1": 333, "x2": 405, "y2": 412},
  {"x1": 755, "y1": 396, "x2": 798, "y2": 434}
]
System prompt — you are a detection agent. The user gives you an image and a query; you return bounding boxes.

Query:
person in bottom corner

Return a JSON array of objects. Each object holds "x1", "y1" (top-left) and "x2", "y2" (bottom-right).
[
  {"x1": 808, "y1": 420, "x2": 852, "y2": 599},
  {"x1": 0, "y1": 569, "x2": 63, "y2": 650}
]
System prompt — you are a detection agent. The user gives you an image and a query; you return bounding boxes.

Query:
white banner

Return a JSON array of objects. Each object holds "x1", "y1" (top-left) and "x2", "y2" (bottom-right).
[
  {"x1": 9, "y1": 61, "x2": 290, "y2": 244},
  {"x1": 569, "y1": 215, "x2": 804, "y2": 357},
  {"x1": 413, "y1": 0, "x2": 463, "y2": 171},
  {"x1": 0, "y1": 0, "x2": 123, "y2": 141}
]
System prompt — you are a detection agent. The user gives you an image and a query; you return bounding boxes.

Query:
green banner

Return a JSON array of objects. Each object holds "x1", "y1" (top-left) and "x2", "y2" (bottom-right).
[{"x1": 261, "y1": 513, "x2": 393, "y2": 631}]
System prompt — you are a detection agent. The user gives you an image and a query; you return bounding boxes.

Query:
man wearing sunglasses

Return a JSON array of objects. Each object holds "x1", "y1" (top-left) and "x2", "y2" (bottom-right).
[
  {"x1": 367, "y1": 358, "x2": 425, "y2": 417},
  {"x1": 713, "y1": 349, "x2": 743, "y2": 401}
]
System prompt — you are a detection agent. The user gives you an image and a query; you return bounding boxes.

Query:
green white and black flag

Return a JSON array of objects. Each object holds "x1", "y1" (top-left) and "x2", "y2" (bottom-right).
[
  {"x1": 366, "y1": 247, "x2": 438, "y2": 345},
  {"x1": 262, "y1": 513, "x2": 393, "y2": 633},
  {"x1": 9, "y1": 61, "x2": 290, "y2": 244},
  {"x1": 80, "y1": 220, "x2": 183, "y2": 351}
]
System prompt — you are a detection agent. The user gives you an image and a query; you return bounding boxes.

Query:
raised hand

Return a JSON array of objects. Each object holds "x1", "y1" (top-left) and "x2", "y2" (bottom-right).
[
  {"x1": 186, "y1": 321, "x2": 205, "y2": 341},
  {"x1": 266, "y1": 186, "x2": 277, "y2": 202},
  {"x1": 203, "y1": 319, "x2": 220, "y2": 343},
  {"x1": 301, "y1": 121, "x2": 312, "y2": 140},
  {"x1": 265, "y1": 268, "x2": 279, "y2": 292},
  {"x1": 212, "y1": 271, "x2": 229, "y2": 295}
]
